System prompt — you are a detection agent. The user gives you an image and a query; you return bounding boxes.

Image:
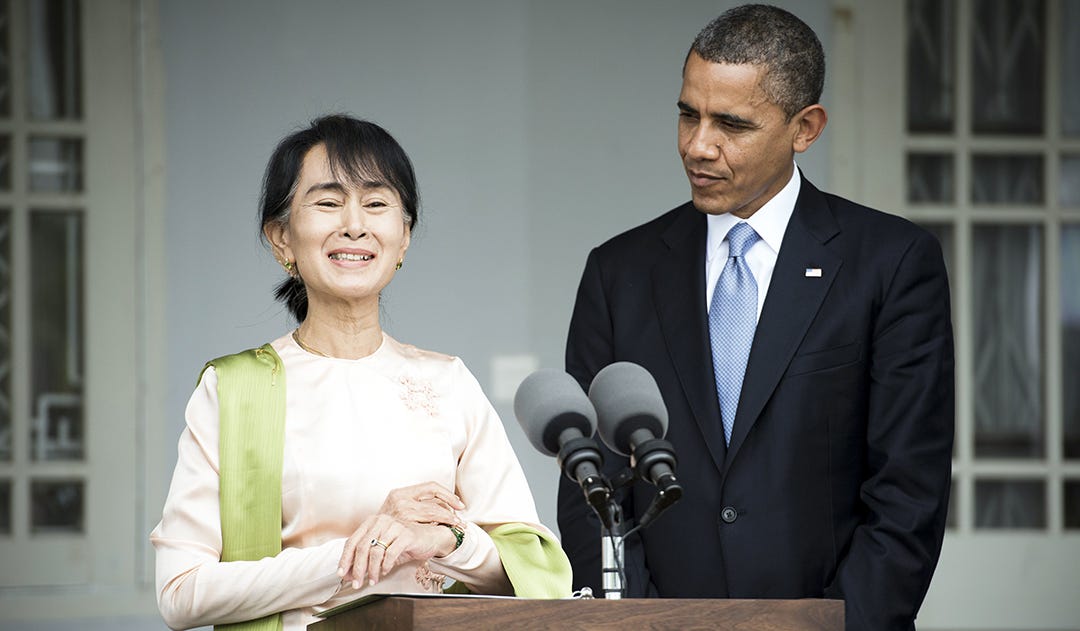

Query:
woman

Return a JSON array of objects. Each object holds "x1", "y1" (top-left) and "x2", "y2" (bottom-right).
[{"x1": 151, "y1": 115, "x2": 569, "y2": 630}]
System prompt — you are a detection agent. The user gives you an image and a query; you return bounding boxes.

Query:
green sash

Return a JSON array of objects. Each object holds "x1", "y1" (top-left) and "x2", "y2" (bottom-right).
[
  {"x1": 488, "y1": 523, "x2": 571, "y2": 598},
  {"x1": 444, "y1": 522, "x2": 572, "y2": 598},
  {"x1": 205, "y1": 344, "x2": 285, "y2": 631},
  {"x1": 207, "y1": 343, "x2": 571, "y2": 629}
]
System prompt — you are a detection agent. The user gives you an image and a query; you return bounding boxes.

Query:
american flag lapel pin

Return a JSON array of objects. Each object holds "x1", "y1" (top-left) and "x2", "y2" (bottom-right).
[{"x1": 805, "y1": 267, "x2": 822, "y2": 278}]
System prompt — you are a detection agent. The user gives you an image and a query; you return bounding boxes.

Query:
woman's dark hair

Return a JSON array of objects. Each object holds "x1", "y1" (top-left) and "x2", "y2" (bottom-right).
[{"x1": 259, "y1": 114, "x2": 420, "y2": 322}]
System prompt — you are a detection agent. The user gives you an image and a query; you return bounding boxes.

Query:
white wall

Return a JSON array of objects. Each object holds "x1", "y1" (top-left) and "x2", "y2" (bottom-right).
[{"x1": 158, "y1": 0, "x2": 831, "y2": 536}]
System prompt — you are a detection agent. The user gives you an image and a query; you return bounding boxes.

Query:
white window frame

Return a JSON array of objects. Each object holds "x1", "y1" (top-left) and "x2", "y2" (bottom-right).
[{"x1": 0, "y1": 0, "x2": 165, "y2": 621}]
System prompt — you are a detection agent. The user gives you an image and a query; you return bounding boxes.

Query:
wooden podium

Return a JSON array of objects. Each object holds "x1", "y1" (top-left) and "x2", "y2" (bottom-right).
[{"x1": 309, "y1": 595, "x2": 843, "y2": 630}]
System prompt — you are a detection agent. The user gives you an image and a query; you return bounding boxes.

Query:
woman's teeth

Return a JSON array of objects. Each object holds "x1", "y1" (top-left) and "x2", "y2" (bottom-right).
[{"x1": 329, "y1": 253, "x2": 372, "y2": 261}]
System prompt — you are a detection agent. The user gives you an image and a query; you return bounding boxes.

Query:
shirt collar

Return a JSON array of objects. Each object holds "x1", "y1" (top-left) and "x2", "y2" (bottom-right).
[{"x1": 706, "y1": 164, "x2": 801, "y2": 262}]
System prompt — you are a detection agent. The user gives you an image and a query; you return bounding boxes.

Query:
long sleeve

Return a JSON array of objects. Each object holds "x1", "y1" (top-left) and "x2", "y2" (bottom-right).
[
  {"x1": 153, "y1": 334, "x2": 562, "y2": 630},
  {"x1": 824, "y1": 230, "x2": 955, "y2": 630},
  {"x1": 425, "y1": 358, "x2": 558, "y2": 595},
  {"x1": 150, "y1": 369, "x2": 343, "y2": 630}
]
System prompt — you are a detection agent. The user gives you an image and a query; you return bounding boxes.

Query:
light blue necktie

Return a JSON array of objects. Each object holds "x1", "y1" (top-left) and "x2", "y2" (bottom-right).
[{"x1": 709, "y1": 222, "x2": 761, "y2": 445}]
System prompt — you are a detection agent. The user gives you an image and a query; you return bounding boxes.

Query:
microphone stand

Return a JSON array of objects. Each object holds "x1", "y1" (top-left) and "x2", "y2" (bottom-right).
[
  {"x1": 600, "y1": 501, "x2": 625, "y2": 599},
  {"x1": 595, "y1": 461, "x2": 683, "y2": 599},
  {"x1": 596, "y1": 468, "x2": 636, "y2": 599}
]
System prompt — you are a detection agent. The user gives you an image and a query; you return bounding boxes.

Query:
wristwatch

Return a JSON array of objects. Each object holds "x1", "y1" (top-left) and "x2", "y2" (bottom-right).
[{"x1": 444, "y1": 523, "x2": 464, "y2": 550}]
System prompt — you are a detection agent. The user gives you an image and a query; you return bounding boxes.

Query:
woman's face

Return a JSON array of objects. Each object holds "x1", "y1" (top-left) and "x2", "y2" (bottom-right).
[{"x1": 266, "y1": 143, "x2": 410, "y2": 313}]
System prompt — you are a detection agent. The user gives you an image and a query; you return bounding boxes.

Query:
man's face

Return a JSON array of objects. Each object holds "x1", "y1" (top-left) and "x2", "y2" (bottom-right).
[{"x1": 677, "y1": 52, "x2": 799, "y2": 218}]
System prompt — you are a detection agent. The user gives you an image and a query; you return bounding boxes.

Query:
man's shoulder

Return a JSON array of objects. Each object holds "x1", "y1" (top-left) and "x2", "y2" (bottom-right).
[
  {"x1": 823, "y1": 191, "x2": 908, "y2": 224},
  {"x1": 592, "y1": 201, "x2": 697, "y2": 256},
  {"x1": 812, "y1": 185, "x2": 933, "y2": 245}
]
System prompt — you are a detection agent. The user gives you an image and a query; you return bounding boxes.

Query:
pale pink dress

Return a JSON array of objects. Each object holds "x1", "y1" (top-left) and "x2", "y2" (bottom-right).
[{"x1": 151, "y1": 332, "x2": 551, "y2": 630}]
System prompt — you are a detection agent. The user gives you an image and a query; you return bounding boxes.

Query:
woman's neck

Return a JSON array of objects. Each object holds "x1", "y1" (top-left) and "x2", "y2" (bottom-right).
[{"x1": 295, "y1": 300, "x2": 383, "y2": 359}]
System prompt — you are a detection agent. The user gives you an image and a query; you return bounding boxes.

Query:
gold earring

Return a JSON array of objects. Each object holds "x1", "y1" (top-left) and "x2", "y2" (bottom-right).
[{"x1": 395, "y1": 259, "x2": 403, "y2": 270}]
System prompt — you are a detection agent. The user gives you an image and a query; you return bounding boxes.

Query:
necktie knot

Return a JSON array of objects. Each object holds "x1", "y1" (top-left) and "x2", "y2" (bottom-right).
[{"x1": 726, "y1": 222, "x2": 759, "y2": 258}]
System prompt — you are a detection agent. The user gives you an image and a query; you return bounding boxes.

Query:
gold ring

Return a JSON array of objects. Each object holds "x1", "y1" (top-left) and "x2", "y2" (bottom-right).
[{"x1": 370, "y1": 538, "x2": 389, "y2": 550}]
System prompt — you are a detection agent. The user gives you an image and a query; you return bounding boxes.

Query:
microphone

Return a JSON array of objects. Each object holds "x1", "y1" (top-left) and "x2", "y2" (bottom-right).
[
  {"x1": 589, "y1": 362, "x2": 683, "y2": 529},
  {"x1": 514, "y1": 370, "x2": 615, "y2": 528}
]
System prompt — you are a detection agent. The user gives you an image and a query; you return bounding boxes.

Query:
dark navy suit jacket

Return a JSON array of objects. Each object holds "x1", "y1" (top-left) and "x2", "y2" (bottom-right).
[{"x1": 558, "y1": 177, "x2": 954, "y2": 631}]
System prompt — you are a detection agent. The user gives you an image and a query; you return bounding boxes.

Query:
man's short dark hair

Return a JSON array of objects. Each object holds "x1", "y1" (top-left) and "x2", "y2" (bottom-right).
[{"x1": 688, "y1": 4, "x2": 825, "y2": 119}]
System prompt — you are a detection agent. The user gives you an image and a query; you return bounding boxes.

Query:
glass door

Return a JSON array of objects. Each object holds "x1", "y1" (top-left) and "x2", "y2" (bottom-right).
[{"x1": 0, "y1": 0, "x2": 143, "y2": 595}]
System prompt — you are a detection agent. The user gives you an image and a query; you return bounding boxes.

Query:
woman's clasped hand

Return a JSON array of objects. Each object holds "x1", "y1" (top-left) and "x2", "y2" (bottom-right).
[{"x1": 338, "y1": 482, "x2": 466, "y2": 588}]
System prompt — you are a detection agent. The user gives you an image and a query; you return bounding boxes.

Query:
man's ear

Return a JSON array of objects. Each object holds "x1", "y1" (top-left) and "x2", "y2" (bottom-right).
[{"x1": 792, "y1": 104, "x2": 828, "y2": 154}]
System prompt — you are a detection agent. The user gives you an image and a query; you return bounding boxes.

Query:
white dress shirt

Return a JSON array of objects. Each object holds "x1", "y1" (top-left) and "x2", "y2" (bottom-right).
[{"x1": 705, "y1": 165, "x2": 801, "y2": 318}]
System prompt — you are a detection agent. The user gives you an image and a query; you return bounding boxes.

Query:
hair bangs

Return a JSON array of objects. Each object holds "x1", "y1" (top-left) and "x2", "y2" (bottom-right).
[{"x1": 319, "y1": 119, "x2": 419, "y2": 229}]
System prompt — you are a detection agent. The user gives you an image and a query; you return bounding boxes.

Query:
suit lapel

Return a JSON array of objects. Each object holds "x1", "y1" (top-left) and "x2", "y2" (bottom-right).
[
  {"x1": 653, "y1": 204, "x2": 727, "y2": 473},
  {"x1": 724, "y1": 179, "x2": 843, "y2": 467}
]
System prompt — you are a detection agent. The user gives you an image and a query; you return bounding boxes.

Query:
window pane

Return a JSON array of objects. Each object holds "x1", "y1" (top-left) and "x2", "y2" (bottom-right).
[
  {"x1": 973, "y1": 225, "x2": 1044, "y2": 458},
  {"x1": 1067, "y1": 480, "x2": 1080, "y2": 529},
  {"x1": 975, "y1": 479, "x2": 1045, "y2": 529},
  {"x1": 30, "y1": 211, "x2": 83, "y2": 462},
  {"x1": 29, "y1": 136, "x2": 82, "y2": 192},
  {"x1": 1062, "y1": 155, "x2": 1080, "y2": 207},
  {"x1": 1063, "y1": 0, "x2": 1080, "y2": 136},
  {"x1": 972, "y1": 154, "x2": 1044, "y2": 204},
  {"x1": 1064, "y1": 225, "x2": 1080, "y2": 459},
  {"x1": 0, "y1": 208, "x2": 8, "y2": 463},
  {"x1": 971, "y1": 0, "x2": 1045, "y2": 135},
  {"x1": 0, "y1": 478, "x2": 9, "y2": 534},
  {"x1": 27, "y1": 0, "x2": 81, "y2": 120},
  {"x1": 908, "y1": 153, "x2": 955, "y2": 203},
  {"x1": 30, "y1": 479, "x2": 82, "y2": 534},
  {"x1": 907, "y1": 0, "x2": 955, "y2": 133},
  {"x1": 0, "y1": 0, "x2": 9, "y2": 118}
]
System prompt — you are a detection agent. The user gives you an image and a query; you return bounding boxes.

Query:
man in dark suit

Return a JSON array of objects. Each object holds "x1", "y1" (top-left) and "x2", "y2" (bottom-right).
[{"x1": 557, "y1": 5, "x2": 954, "y2": 630}]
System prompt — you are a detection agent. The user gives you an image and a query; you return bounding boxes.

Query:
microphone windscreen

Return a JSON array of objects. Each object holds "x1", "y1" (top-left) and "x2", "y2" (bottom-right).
[
  {"x1": 514, "y1": 369, "x2": 597, "y2": 456},
  {"x1": 589, "y1": 362, "x2": 668, "y2": 456}
]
